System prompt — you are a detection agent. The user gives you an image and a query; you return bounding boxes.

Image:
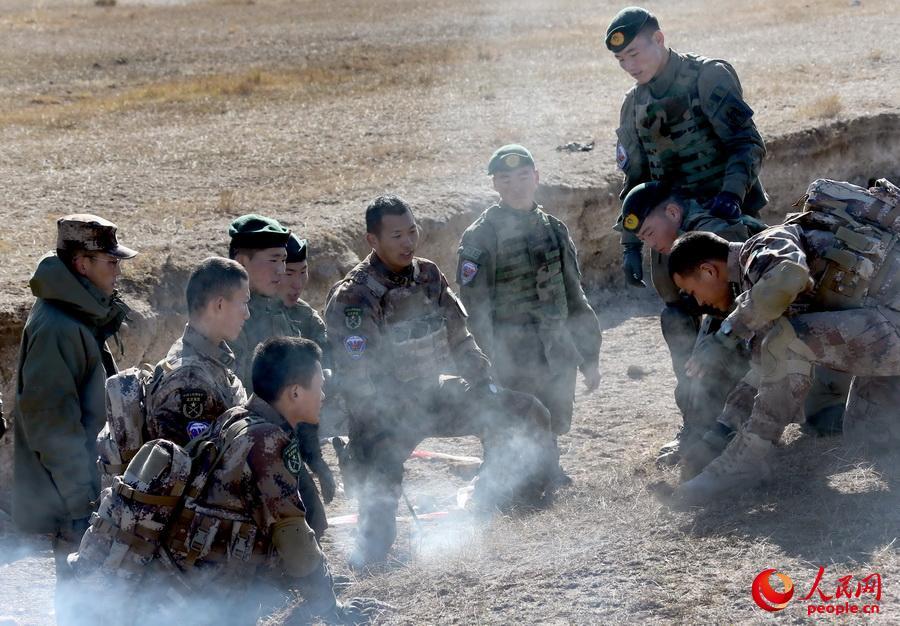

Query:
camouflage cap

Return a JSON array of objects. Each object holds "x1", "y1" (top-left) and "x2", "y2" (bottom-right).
[
  {"x1": 228, "y1": 214, "x2": 290, "y2": 250},
  {"x1": 621, "y1": 181, "x2": 672, "y2": 232},
  {"x1": 56, "y1": 214, "x2": 138, "y2": 258},
  {"x1": 286, "y1": 233, "x2": 308, "y2": 264},
  {"x1": 487, "y1": 144, "x2": 535, "y2": 175},
  {"x1": 605, "y1": 6, "x2": 659, "y2": 52}
]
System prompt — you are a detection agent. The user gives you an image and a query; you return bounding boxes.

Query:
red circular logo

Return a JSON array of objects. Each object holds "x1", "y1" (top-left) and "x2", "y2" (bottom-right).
[{"x1": 752, "y1": 569, "x2": 795, "y2": 612}]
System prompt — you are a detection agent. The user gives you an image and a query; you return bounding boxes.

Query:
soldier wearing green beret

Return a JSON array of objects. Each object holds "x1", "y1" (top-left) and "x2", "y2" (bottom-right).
[
  {"x1": 456, "y1": 145, "x2": 603, "y2": 485},
  {"x1": 279, "y1": 234, "x2": 330, "y2": 367},
  {"x1": 228, "y1": 214, "x2": 334, "y2": 537}
]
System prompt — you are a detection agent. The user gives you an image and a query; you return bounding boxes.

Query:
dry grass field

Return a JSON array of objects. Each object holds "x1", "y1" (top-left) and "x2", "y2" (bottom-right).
[{"x1": 0, "y1": 0, "x2": 899, "y2": 623}]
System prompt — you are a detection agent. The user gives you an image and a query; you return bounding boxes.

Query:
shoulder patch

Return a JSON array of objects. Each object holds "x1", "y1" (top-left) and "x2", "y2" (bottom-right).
[
  {"x1": 616, "y1": 141, "x2": 629, "y2": 171},
  {"x1": 282, "y1": 439, "x2": 303, "y2": 475},
  {"x1": 459, "y1": 244, "x2": 484, "y2": 262},
  {"x1": 186, "y1": 420, "x2": 210, "y2": 440},
  {"x1": 344, "y1": 335, "x2": 367, "y2": 359},
  {"x1": 460, "y1": 260, "x2": 479, "y2": 285},
  {"x1": 344, "y1": 306, "x2": 363, "y2": 330},
  {"x1": 180, "y1": 388, "x2": 208, "y2": 420}
]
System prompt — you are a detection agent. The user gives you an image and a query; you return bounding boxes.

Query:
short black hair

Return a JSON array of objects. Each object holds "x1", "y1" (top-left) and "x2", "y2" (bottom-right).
[
  {"x1": 252, "y1": 337, "x2": 322, "y2": 403},
  {"x1": 668, "y1": 231, "x2": 731, "y2": 278},
  {"x1": 186, "y1": 257, "x2": 249, "y2": 315},
  {"x1": 365, "y1": 194, "x2": 413, "y2": 235}
]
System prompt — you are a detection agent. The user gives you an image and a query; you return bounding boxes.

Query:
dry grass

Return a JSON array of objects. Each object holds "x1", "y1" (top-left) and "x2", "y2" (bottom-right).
[{"x1": 801, "y1": 94, "x2": 843, "y2": 120}]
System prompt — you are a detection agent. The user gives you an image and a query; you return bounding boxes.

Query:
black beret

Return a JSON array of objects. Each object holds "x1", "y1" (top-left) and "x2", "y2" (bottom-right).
[
  {"x1": 286, "y1": 233, "x2": 308, "y2": 264},
  {"x1": 487, "y1": 144, "x2": 535, "y2": 175},
  {"x1": 621, "y1": 181, "x2": 672, "y2": 232},
  {"x1": 605, "y1": 7, "x2": 659, "y2": 53},
  {"x1": 228, "y1": 214, "x2": 290, "y2": 250}
]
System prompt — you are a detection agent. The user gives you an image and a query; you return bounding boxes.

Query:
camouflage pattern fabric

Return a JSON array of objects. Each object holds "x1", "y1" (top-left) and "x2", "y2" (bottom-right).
[
  {"x1": 145, "y1": 324, "x2": 248, "y2": 446},
  {"x1": 456, "y1": 203, "x2": 601, "y2": 434},
  {"x1": 231, "y1": 293, "x2": 299, "y2": 393},
  {"x1": 285, "y1": 298, "x2": 330, "y2": 367}
]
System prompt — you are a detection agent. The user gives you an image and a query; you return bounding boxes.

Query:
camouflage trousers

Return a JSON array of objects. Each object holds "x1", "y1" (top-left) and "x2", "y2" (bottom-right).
[
  {"x1": 346, "y1": 376, "x2": 555, "y2": 563},
  {"x1": 726, "y1": 308, "x2": 900, "y2": 446}
]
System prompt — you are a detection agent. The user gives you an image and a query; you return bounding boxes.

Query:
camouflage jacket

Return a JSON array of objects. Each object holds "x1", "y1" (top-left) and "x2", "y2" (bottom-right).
[
  {"x1": 145, "y1": 324, "x2": 247, "y2": 446},
  {"x1": 617, "y1": 49, "x2": 767, "y2": 247},
  {"x1": 725, "y1": 219, "x2": 900, "y2": 339},
  {"x1": 13, "y1": 253, "x2": 128, "y2": 533},
  {"x1": 324, "y1": 252, "x2": 491, "y2": 419},
  {"x1": 285, "y1": 298, "x2": 330, "y2": 367},
  {"x1": 231, "y1": 293, "x2": 299, "y2": 393},
  {"x1": 456, "y1": 203, "x2": 601, "y2": 371}
]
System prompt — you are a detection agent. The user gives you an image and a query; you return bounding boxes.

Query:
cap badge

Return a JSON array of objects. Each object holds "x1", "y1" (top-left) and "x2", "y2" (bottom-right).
[
  {"x1": 610, "y1": 31, "x2": 625, "y2": 47},
  {"x1": 623, "y1": 213, "x2": 640, "y2": 231}
]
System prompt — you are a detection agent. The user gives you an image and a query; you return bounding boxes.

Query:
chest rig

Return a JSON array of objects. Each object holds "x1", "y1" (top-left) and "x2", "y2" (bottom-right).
[
  {"x1": 633, "y1": 55, "x2": 729, "y2": 201},
  {"x1": 485, "y1": 207, "x2": 568, "y2": 324},
  {"x1": 359, "y1": 260, "x2": 453, "y2": 383}
]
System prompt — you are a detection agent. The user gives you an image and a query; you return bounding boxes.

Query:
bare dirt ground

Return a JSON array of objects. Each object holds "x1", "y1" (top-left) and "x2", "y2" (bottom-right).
[{"x1": 0, "y1": 0, "x2": 899, "y2": 622}]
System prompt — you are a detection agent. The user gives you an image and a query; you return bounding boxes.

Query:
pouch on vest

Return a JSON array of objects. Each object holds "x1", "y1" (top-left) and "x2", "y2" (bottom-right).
[
  {"x1": 98, "y1": 365, "x2": 154, "y2": 485},
  {"x1": 71, "y1": 412, "x2": 266, "y2": 600}
]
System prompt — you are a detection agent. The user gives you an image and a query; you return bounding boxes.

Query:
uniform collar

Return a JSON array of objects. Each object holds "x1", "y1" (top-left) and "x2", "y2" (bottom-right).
[
  {"x1": 369, "y1": 252, "x2": 417, "y2": 286},
  {"x1": 727, "y1": 242, "x2": 744, "y2": 284},
  {"x1": 246, "y1": 394, "x2": 291, "y2": 430},
  {"x1": 182, "y1": 323, "x2": 236, "y2": 369},
  {"x1": 647, "y1": 48, "x2": 680, "y2": 99}
]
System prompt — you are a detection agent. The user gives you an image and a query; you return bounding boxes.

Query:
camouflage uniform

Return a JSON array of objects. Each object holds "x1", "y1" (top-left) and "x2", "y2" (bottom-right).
[
  {"x1": 325, "y1": 253, "x2": 556, "y2": 565},
  {"x1": 678, "y1": 216, "x2": 900, "y2": 503},
  {"x1": 230, "y1": 293, "x2": 298, "y2": 394},
  {"x1": 145, "y1": 324, "x2": 248, "y2": 446},
  {"x1": 457, "y1": 203, "x2": 601, "y2": 435}
]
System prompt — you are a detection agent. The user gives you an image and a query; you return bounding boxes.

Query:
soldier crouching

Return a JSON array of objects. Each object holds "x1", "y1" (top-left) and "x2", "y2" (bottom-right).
[{"x1": 325, "y1": 195, "x2": 558, "y2": 570}]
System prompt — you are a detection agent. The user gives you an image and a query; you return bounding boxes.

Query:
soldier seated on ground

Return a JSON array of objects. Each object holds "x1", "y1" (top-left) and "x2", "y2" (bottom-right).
[
  {"x1": 664, "y1": 188, "x2": 900, "y2": 506},
  {"x1": 144, "y1": 257, "x2": 250, "y2": 446},
  {"x1": 325, "y1": 194, "x2": 558, "y2": 570}
]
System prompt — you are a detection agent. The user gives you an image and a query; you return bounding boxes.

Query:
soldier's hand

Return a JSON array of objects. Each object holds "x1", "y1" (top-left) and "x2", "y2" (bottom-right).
[
  {"x1": 622, "y1": 244, "x2": 646, "y2": 288},
  {"x1": 581, "y1": 362, "x2": 601, "y2": 393},
  {"x1": 313, "y1": 461, "x2": 337, "y2": 504},
  {"x1": 685, "y1": 331, "x2": 737, "y2": 379},
  {"x1": 704, "y1": 192, "x2": 742, "y2": 220},
  {"x1": 332, "y1": 597, "x2": 393, "y2": 625}
]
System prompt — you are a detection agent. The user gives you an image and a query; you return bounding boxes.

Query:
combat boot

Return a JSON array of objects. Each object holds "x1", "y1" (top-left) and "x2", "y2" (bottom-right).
[
  {"x1": 679, "y1": 423, "x2": 735, "y2": 480},
  {"x1": 673, "y1": 431, "x2": 774, "y2": 506},
  {"x1": 656, "y1": 425, "x2": 703, "y2": 467}
]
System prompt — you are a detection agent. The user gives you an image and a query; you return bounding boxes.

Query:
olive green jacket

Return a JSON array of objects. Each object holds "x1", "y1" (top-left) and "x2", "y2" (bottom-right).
[
  {"x1": 231, "y1": 293, "x2": 299, "y2": 393},
  {"x1": 13, "y1": 253, "x2": 127, "y2": 534}
]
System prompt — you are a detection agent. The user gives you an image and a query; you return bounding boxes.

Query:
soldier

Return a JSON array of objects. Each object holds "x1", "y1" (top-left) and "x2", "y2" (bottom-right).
[
  {"x1": 144, "y1": 257, "x2": 250, "y2": 446},
  {"x1": 228, "y1": 214, "x2": 334, "y2": 538},
  {"x1": 280, "y1": 233, "x2": 329, "y2": 361},
  {"x1": 665, "y1": 193, "x2": 900, "y2": 505},
  {"x1": 457, "y1": 145, "x2": 602, "y2": 484},
  {"x1": 618, "y1": 181, "x2": 752, "y2": 463},
  {"x1": 72, "y1": 338, "x2": 385, "y2": 624},
  {"x1": 325, "y1": 194, "x2": 557, "y2": 569},
  {"x1": 12, "y1": 214, "x2": 136, "y2": 624}
]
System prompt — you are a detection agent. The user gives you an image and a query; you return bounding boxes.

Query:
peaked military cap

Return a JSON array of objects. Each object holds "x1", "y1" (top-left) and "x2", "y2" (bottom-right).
[
  {"x1": 621, "y1": 181, "x2": 672, "y2": 232},
  {"x1": 605, "y1": 6, "x2": 659, "y2": 52},
  {"x1": 228, "y1": 214, "x2": 290, "y2": 250},
  {"x1": 487, "y1": 144, "x2": 535, "y2": 175},
  {"x1": 57, "y1": 214, "x2": 138, "y2": 258}
]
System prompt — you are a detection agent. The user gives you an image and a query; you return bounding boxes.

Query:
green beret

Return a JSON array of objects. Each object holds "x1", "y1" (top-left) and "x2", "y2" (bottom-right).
[
  {"x1": 605, "y1": 6, "x2": 658, "y2": 52},
  {"x1": 286, "y1": 233, "x2": 308, "y2": 264},
  {"x1": 487, "y1": 144, "x2": 535, "y2": 175},
  {"x1": 228, "y1": 214, "x2": 290, "y2": 249},
  {"x1": 621, "y1": 181, "x2": 672, "y2": 232}
]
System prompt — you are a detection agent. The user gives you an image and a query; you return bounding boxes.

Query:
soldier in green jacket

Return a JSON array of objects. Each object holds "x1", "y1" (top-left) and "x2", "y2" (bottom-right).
[
  {"x1": 457, "y1": 145, "x2": 602, "y2": 485},
  {"x1": 12, "y1": 214, "x2": 136, "y2": 625},
  {"x1": 228, "y1": 215, "x2": 334, "y2": 536},
  {"x1": 280, "y1": 233, "x2": 329, "y2": 365}
]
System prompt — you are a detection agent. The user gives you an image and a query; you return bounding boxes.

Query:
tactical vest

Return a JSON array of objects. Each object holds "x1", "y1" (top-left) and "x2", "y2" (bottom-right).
[
  {"x1": 72, "y1": 411, "x2": 270, "y2": 600},
  {"x1": 792, "y1": 178, "x2": 900, "y2": 311},
  {"x1": 354, "y1": 261, "x2": 453, "y2": 383},
  {"x1": 484, "y1": 207, "x2": 568, "y2": 323},
  {"x1": 633, "y1": 55, "x2": 731, "y2": 201},
  {"x1": 97, "y1": 365, "x2": 154, "y2": 487}
]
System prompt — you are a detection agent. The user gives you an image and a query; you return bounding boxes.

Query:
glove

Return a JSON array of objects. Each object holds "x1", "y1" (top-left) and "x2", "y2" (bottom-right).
[
  {"x1": 685, "y1": 330, "x2": 739, "y2": 379},
  {"x1": 313, "y1": 460, "x2": 337, "y2": 504},
  {"x1": 622, "y1": 243, "x2": 646, "y2": 288},
  {"x1": 580, "y1": 362, "x2": 601, "y2": 392},
  {"x1": 331, "y1": 597, "x2": 393, "y2": 625},
  {"x1": 295, "y1": 423, "x2": 337, "y2": 503},
  {"x1": 704, "y1": 191, "x2": 742, "y2": 220}
]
